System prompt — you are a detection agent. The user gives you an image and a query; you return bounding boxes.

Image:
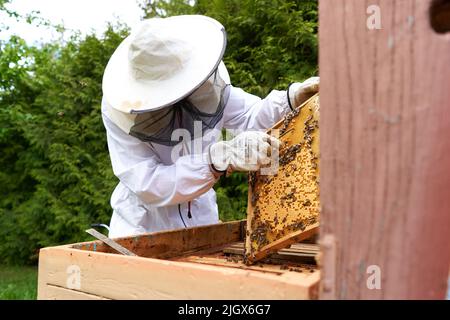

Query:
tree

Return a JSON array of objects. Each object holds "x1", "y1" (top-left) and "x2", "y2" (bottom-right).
[{"x1": 0, "y1": 26, "x2": 129, "y2": 264}]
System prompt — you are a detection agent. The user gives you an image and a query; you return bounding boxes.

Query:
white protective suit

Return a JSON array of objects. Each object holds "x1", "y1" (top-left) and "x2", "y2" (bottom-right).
[{"x1": 102, "y1": 86, "x2": 291, "y2": 238}]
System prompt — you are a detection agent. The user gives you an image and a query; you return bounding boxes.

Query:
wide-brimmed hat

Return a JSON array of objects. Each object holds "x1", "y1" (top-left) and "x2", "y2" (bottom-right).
[{"x1": 102, "y1": 15, "x2": 228, "y2": 114}]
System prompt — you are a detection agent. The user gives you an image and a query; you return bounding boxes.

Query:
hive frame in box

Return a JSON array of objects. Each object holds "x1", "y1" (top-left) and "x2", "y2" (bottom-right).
[
  {"x1": 245, "y1": 94, "x2": 320, "y2": 264},
  {"x1": 38, "y1": 220, "x2": 320, "y2": 300}
]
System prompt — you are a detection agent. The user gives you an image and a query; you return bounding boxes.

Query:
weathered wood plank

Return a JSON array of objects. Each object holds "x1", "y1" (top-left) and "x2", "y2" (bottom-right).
[
  {"x1": 224, "y1": 242, "x2": 319, "y2": 254},
  {"x1": 319, "y1": 0, "x2": 450, "y2": 299},
  {"x1": 73, "y1": 220, "x2": 245, "y2": 259},
  {"x1": 38, "y1": 246, "x2": 319, "y2": 300},
  {"x1": 224, "y1": 241, "x2": 318, "y2": 264},
  {"x1": 251, "y1": 223, "x2": 319, "y2": 262}
]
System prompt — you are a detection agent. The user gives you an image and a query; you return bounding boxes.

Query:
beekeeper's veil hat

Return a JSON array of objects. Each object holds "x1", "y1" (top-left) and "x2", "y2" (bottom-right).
[{"x1": 102, "y1": 15, "x2": 229, "y2": 114}]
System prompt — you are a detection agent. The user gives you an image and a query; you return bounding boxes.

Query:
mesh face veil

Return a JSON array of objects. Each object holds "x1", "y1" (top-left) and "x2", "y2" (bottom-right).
[{"x1": 129, "y1": 69, "x2": 230, "y2": 146}]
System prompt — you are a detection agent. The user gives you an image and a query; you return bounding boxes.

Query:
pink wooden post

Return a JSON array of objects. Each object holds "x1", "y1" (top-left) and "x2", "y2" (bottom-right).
[{"x1": 319, "y1": 0, "x2": 450, "y2": 299}]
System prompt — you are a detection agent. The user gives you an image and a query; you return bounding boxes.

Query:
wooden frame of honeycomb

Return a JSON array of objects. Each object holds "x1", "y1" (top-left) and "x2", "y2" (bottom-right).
[{"x1": 245, "y1": 94, "x2": 320, "y2": 265}]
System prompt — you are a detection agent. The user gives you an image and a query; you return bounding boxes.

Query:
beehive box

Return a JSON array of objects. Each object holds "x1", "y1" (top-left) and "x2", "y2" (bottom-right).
[
  {"x1": 245, "y1": 94, "x2": 320, "y2": 264},
  {"x1": 37, "y1": 221, "x2": 320, "y2": 300}
]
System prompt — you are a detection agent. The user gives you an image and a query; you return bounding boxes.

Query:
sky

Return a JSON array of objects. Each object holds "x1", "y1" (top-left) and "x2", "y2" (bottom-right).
[{"x1": 0, "y1": 0, "x2": 144, "y2": 44}]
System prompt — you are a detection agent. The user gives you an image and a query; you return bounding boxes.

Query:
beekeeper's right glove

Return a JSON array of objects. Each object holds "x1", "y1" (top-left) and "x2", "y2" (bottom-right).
[{"x1": 209, "y1": 131, "x2": 280, "y2": 174}]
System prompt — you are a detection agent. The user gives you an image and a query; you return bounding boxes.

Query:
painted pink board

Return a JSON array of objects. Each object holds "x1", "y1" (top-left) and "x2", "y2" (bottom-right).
[{"x1": 319, "y1": 0, "x2": 450, "y2": 299}]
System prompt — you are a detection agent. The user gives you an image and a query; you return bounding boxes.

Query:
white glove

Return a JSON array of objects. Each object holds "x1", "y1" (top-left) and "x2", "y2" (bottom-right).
[
  {"x1": 209, "y1": 131, "x2": 280, "y2": 173},
  {"x1": 288, "y1": 76, "x2": 320, "y2": 109}
]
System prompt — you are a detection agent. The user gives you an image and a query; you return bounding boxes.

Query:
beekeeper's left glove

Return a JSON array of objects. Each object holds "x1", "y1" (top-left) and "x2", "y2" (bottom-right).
[{"x1": 288, "y1": 76, "x2": 320, "y2": 109}]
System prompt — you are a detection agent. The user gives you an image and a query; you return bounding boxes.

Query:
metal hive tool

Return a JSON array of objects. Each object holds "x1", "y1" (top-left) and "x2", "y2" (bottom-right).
[{"x1": 244, "y1": 94, "x2": 320, "y2": 265}]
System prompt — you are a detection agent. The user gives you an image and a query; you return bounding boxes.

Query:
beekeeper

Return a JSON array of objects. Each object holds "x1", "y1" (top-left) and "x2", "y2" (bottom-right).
[{"x1": 101, "y1": 15, "x2": 319, "y2": 238}]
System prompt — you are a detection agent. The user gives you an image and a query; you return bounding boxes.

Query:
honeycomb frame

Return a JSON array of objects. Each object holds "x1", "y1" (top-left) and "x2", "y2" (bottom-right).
[{"x1": 245, "y1": 94, "x2": 320, "y2": 264}]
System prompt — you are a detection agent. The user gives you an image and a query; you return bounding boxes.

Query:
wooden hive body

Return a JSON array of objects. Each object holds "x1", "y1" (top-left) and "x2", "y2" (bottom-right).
[{"x1": 38, "y1": 221, "x2": 320, "y2": 300}]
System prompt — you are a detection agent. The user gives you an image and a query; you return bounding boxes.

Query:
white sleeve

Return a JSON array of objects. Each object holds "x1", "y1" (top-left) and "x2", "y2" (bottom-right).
[
  {"x1": 102, "y1": 111, "x2": 218, "y2": 208},
  {"x1": 222, "y1": 86, "x2": 291, "y2": 131}
]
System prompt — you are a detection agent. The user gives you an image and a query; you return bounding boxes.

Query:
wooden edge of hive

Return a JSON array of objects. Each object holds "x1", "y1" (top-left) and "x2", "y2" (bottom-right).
[{"x1": 245, "y1": 223, "x2": 320, "y2": 265}]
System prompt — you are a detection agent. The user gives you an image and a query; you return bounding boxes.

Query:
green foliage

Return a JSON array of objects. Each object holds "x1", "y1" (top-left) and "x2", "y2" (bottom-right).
[
  {"x1": 0, "y1": 0, "x2": 317, "y2": 264},
  {"x1": 0, "y1": 27, "x2": 129, "y2": 264},
  {"x1": 0, "y1": 0, "x2": 10, "y2": 10},
  {"x1": 215, "y1": 172, "x2": 249, "y2": 221}
]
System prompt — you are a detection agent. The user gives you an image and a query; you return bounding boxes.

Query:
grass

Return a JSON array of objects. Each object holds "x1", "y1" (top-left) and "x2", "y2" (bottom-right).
[{"x1": 0, "y1": 265, "x2": 38, "y2": 300}]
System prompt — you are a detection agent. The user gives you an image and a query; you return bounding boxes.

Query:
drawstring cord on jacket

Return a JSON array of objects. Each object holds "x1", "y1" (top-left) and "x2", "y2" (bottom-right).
[
  {"x1": 174, "y1": 115, "x2": 193, "y2": 223},
  {"x1": 187, "y1": 201, "x2": 192, "y2": 219},
  {"x1": 178, "y1": 201, "x2": 193, "y2": 228},
  {"x1": 178, "y1": 204, "x2": 187, "y2": 228}
]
